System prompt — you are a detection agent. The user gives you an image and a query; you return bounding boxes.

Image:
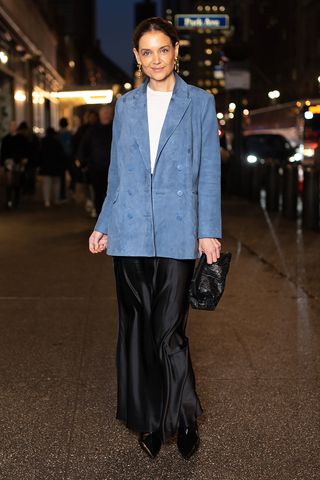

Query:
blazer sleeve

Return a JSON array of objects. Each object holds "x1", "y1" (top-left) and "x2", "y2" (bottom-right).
[
  {"x1": 197, "y1": 94, "x2": 222, "y2": 239},
  {"x1": 94, "y1": 99, "x2": 122, "y2": 234}
]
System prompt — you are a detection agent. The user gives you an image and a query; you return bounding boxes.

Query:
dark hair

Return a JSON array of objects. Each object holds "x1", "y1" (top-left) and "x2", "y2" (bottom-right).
[
  {"x1": 133, "y1": 17, "x2": 179, "y2": 50},
  {"x1": 59, "y1": 117, "x2": 68, "y2": 128},
  {"x1": 46, "y1": 127, "x2": 56, "y2": 135},
  {"x1": 17, "y1": 121, "x2": 28, "y2": 131}
]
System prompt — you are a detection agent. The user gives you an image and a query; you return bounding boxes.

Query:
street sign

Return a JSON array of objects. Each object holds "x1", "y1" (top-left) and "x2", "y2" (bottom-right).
[{"x1": 175, "y1": 14, "x2": 229, "y2": 30}]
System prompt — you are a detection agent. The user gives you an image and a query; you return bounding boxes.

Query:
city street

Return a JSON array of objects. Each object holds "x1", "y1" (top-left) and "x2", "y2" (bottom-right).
[
  {"x1": 1, "y1": 0, "x2": 320, "y2": 478},
  {"x1": 0, "y1": 193, "x2": 319, "y2": 480}
]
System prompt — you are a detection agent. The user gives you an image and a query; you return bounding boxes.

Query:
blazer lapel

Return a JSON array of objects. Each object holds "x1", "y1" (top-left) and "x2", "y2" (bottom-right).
[
  {"x1": 131, "y1": 81, "x2": 150, "y2": 172},
  {"x1": 154, "y1": 74, "x2": 191, "y2": 170}
]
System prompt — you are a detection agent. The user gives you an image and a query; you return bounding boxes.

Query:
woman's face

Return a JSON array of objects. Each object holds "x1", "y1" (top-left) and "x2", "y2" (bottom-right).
[{"x1": 133, "y1": 31, "x2": 179, "y2": 82}]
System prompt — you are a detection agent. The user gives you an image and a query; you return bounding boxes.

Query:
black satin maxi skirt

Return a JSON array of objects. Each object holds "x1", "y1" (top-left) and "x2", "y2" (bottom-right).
[{"x1": 112, "y1": 256, "x2": 203, "y2": 443}]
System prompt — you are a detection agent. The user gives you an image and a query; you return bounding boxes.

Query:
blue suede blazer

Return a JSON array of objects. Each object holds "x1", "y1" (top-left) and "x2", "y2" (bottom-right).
[{"x1": 95, "y1": 74, "x2": 221, "y2": 259}]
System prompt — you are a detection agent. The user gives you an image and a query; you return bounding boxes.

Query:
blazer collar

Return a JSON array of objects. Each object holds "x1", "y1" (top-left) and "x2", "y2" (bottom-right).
[{"x1": 130, "y1": 74, "x2": 191, "y2": 173}]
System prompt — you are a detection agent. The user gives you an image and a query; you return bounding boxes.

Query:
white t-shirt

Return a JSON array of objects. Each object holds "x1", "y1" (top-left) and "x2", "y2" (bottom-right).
[{"x1": 147, "y1": 85, "x2": 173, "y2": 174}]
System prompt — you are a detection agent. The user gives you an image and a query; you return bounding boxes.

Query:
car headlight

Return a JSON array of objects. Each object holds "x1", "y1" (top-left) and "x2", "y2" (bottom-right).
[
  {"x1": 289, "y1": 153, "x2": 303, "y2": 162},
  {"x1": 247, "y1": 155, "x2": 258, "y2": 164}
]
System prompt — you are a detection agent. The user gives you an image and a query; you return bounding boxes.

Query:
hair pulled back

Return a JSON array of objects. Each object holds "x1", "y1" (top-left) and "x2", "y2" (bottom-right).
[{"x1": 133, "y1": 17, "x2": 179, "y2": 50}]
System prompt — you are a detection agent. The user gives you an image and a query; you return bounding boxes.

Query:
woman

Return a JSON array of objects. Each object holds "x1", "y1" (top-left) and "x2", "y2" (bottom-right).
[{"x1": 89, "y1": 17, "x2": 221, "y2": 460}]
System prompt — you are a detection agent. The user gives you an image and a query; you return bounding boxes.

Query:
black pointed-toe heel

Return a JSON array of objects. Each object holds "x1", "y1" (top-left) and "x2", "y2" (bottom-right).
[
  {"x1": 138, "y1": 432, "x2": 162, "y2": 458},
  {"x1": 177, "y1": 421, "x2": 200, "y2": 460}
]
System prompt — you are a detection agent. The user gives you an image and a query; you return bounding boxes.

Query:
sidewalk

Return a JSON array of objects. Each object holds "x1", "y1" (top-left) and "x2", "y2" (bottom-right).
[{"x1": 0, "y1": 195, "x2": 319, "y2": 480}]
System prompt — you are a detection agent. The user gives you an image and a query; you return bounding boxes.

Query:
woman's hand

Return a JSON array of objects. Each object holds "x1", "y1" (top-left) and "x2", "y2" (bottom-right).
[
  {"x1": 198, "y1": 238, "x2": 221, "y2": 264},
  {"x1": 89, "y1": 231, "x2": 108, "y2": 254}
]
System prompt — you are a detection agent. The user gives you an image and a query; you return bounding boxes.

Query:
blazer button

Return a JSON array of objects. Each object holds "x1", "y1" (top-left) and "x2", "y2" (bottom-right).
[
  {"x1": 127, "y1": 213, "x2": 133, "y2": 219},
  {"x1": 176, "y1": 214, "x2": 183, "y2": 221},
  {"x1": 177, "y1": 190, "x2": 183, "y2": 196},
  {"x1": 177, "y1": 164, "x2": 182, "y2": 171}
]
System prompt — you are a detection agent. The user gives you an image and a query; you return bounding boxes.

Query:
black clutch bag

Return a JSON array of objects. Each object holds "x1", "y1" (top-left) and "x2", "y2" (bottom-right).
[{"x1": 189, "y1": 252, "x2": 232, "y2": 310}]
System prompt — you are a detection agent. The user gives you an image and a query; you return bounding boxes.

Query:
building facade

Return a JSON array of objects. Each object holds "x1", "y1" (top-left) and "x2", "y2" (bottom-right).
[
  {"x1": 162, "y1": 0, "x2": 320, "y2": 109},
  {"x1": 161, "y1": 1, "x2": 249, "y2": 111},
  {"x1": 0, "y1": 0, "x2": 64, "y2": 137},
  {"x1": 0, "y1": 0, "x2": 132, "y2": 139},
  {"x1": 163, "y1": 1, "x2": 229, "y2": 93}
]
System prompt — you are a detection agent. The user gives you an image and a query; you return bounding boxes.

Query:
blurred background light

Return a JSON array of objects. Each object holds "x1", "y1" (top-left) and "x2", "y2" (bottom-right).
[
  {"x1": 14, "y1": 90, "x2": 26, "y2": 102},
  {"x1": 0, "y1": 51, "x2": 8, "y2": 64},
  {"x1": 304, "y1": 111, "x2": 313, "y2": 120}
]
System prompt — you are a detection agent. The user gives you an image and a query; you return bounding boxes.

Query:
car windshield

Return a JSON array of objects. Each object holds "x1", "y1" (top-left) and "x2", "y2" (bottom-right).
[{"x1": 243, "y1": 135, "x2": 289, "y2": 157}]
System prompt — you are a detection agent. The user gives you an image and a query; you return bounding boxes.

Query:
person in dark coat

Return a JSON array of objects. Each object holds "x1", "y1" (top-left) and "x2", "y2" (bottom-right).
[
  {"x1": 17, "y1": 121, "x2": 39, "y2": 195},
  {"x1": 73, "y1": 110, "x2": 99, "y2": 154},
  {"x1": 39, "y1": 127, "x2": 65, "y2": 207},
  {"x1": 0, "y1": 120, "x2": 30, "y2": 209},
  {"x1": 78, "y1": 105, "x2": 113, "y2": 215},
  {"x1": 58, "y1": 117, "x2": 75, "y2": 200},
  {"x1": 74, "y1": 110, "x2": 99, "y2": 216}
]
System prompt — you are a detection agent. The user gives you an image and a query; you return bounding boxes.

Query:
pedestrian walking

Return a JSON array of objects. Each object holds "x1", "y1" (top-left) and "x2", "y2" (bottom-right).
[
  {"x1": 58, "y1": 117, "x2": 75, "y2": 200},
  {"x1": 78, "y1": 106, "x2": 113, "y2": 216},
  {"x1": 89, "y1": 17, "x2": 221, "y2": 460},
  {"x1": 17, "y1": 121, "x2": 39, "y2": 195},
  {"x1": 74, "y1": 110, "x2": 99, "y2": 216},
  {"x1": 73, "y1": 110, "x2": 99, "y2": 154},
  {"x1": 0, "y1": 120, "x2": 30, "y2": 209},
  {"x1": 38, "y1": 127, "x2": 65, "y2": 207}
]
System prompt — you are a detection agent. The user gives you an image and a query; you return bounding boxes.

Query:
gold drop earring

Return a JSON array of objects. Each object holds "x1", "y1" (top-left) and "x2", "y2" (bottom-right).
[
  {"x1": 174, "y1": 57, "x2": 179, "y2": 73},
  {"x1": 136, "y1": 63, "x2": 142, "y2": 77}
]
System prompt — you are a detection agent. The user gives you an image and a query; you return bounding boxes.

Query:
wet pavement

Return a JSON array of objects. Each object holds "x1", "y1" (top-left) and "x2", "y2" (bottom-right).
[{"x1": 0, "y1": 192, "x2": 319, "y2": 480}]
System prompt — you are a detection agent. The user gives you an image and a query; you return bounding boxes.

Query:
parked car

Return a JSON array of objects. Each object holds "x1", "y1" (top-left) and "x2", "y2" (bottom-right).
[{"x1": 242, "y1": 133, "x2": 298, "y2": 166}]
